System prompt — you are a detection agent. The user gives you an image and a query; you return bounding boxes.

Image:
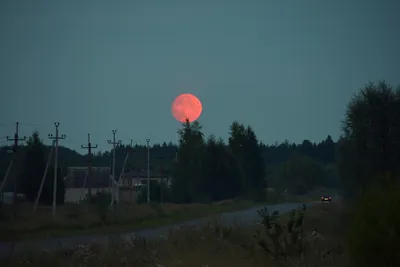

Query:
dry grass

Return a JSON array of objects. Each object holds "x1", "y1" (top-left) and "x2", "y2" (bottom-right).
[
  {"x1": 0, "y1": 202, "x2": 349, "y2": 267},
  {"x1": 0, "y1": 200, "x2": 257, "y2": 241}
]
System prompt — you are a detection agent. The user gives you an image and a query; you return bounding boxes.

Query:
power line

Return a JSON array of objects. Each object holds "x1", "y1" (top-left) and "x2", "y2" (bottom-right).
[
  {"x1": 48, "y1": 122, "x2": 66, "y2": 218},
  {"x1": 19, "y1": 122, "x2": 46, "y2": 127},
  {"x1": 0, "y1": 122, "x2": 15, "y2": 127},
  {"x1": 81, "y1": 133, "x2": 98, "y2": 197}
]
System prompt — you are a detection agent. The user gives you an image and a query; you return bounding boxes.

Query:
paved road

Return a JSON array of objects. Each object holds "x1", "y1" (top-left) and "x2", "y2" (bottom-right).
[{"x1": 0, "y1": 202, "x2": 317, "y2": 258}]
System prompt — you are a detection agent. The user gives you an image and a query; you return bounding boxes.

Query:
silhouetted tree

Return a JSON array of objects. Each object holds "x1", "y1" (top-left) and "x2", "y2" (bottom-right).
[
  {"x1": 19, "y1": 132, "x2": 47, "y2": 202},
  {"x1": 171, "y1": 119, "x2": 206, "y2": 203},
  {"x1": 339, "y1": 81, "x2": 400, "y2": 197},
  {"x1": 275, "y1": 153, "x2": 325, "y2": 194},
  {"x1": 19, "y1": 132, "x2": 65, "y2": 205},
  {"x1": 229, "y1": 121, "x2": 266, "y2": 200},
  {"x1": 201, "y1": 135, "x2": 245, "y2": 201}
]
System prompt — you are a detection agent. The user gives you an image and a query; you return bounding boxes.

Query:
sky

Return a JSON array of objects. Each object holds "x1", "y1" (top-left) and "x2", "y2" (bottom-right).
[{"x1": 0, "y1": 0, "x2": 399, "y2": 153}]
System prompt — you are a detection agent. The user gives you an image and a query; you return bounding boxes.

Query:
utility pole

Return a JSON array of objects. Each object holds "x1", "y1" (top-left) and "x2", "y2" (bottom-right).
[
  {"x1": 6, "y1": 122, "x2": 26, "y2": 220},
  {"x1": 107, "y1": 130, "x2": 121, "y2": 208},
  {"x1": 81, "y1": 134, "x2": 98, "y2": 197},
  {"x1": 48, "y1": 122, "x2": 66, "y2": 218},
  {"x1": 33, "y1": 141, "x2": 55, "y2": 213},
  {"x1": 146, "y1": 138, "x2": 150, "y2": 203},
  {"x1": 157, "y1": 156, "x2": 164, "y2": 204}
]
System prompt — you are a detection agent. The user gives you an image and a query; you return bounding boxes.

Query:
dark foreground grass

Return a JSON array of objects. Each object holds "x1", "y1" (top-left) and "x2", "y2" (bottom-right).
[
  {"x1": 0, "y1": 202, "x2": 348, "y2": 267},
  {"x1": 0, "y1": 194, "x2": 316, "y2": 241},
  {"x1": 0, "y1": 200, "x2": 251, "y2": 241}
]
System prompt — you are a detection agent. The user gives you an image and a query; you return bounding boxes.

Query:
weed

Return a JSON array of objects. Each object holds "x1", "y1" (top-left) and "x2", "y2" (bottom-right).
[
  {"x1": 0, "y1": 203, "x2": 347, "y2": 267},
  {"x1": 150, "y1": 202, "x2": 167, "y2": 217},
  {"x1": 255, "y1": 205, "x2": 306, "y2": 266}
]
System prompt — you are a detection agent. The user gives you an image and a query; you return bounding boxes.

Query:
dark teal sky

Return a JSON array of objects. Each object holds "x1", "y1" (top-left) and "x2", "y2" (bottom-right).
[{"x1": 0, "y1": 0, "x2": 399, "y2": 152}]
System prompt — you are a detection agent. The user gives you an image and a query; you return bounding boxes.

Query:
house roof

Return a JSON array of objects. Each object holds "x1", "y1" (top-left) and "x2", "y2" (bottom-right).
[
  {"x1": 64, "y1": 166, "x2": 110, "y2": 188},
  {"x1": 122, "y1": 168, "x2": 167, "y2": 178}
]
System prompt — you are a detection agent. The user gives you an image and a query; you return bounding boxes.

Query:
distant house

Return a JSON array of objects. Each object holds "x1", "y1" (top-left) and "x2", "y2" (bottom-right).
[
  {"x1": 0, "y1": 169, "x2": 26, "y2": 204},
  {"x1": 118, "y1": 168, "x2": 172, "y2": 203},
  {"x1": 64, "y1": 166, "x2": 172, "y2": 204},
  {"x1": 119, "y1": 168, "x2": 172, "y2": 187},
  {"x1": 64, "y1": 166, "x2": 111, "y2": 203}
]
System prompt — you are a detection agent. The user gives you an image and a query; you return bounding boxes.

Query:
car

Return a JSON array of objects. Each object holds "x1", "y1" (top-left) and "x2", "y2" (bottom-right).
[{"x1": 321, "y1": 196, "x2": 332, "y2": 203}]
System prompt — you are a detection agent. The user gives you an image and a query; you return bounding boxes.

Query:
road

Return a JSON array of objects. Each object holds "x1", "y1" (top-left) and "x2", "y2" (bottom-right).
[{"x1": 0, "y1": 202, "x2": 317, "y2": 258}]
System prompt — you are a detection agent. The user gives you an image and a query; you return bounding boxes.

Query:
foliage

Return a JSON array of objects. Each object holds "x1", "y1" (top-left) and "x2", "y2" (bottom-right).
[
  {"x1": 0, "y1": 134, "x2": 339, "y2": 199},
  {"x1": 171, "y1": 119, "x2": 206, "y2": 203},
  {"x1": 255, "y1": 204, "x2": 307, "y2": 264},
  {"x1": 339, "y1": 81, "x2": 400, "y2": 197},
  {"x1": 19, "y1": 132, "x2": 65, "y2": 205},
  {"x1": 275, "y1": 153, "x2": 326, "y2": 194},
  {"x1": 0, "y1": 204, "x2": 347, "y2": 267},
  {"x1": 136, "y1": 182, "x2": 172, "y2": 204},
  {"x1": 41, "y1": 167, "x2": 65, "y2": 205},
  {"x1": 83, "y1": 190, "x2": 111, "y2": 225},
  {"x1": 171, "y1": 119, "x2": 268, "y2": 203},
  {"x1": 347, "y1": 177, "x2": 400, "y2": 267},
  {"x1": 201, "y1": 135, "x2": 245, "y2": 201},
  {"x1": 229, "y1": 122, "x2": 266, "y2": 201}
]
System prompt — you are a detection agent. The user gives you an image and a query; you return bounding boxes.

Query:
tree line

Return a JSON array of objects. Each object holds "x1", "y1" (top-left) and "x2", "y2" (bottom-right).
[{"x1": 0, "y1": 126, "x2": 338, "y2": 205}]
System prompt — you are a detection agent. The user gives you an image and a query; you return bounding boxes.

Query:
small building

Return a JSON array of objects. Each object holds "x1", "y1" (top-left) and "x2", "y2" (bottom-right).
[
  {"x1": 64, "y1": 166, "x2": 111, "y2": 203},
  {"x1": 64, "y1": 166, "x2": 172, "y2": 204},
  {"x1": 118, "y1": 169, "x2": 171, "y2": 203},
  {"x1": 119, "y1": 168, "x2": 172, "y2": 187}
]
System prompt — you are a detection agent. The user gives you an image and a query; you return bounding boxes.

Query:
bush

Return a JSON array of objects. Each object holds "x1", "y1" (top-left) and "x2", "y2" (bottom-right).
[
  {"x1": 136, "y1": 183, "x2": 172, "y2": 204},
  {"x1": 83, "y1": 190, "x2": 111, "y2": 225},
  {"x1": 347, "y1": 180, "x2": 400, "y2": 267},
  {"x1": 255, "y1": 204, "x2": 307, "y2": 264}
]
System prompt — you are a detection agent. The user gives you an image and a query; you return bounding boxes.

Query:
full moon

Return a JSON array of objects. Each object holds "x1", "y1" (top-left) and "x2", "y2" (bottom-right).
[{"x1": 171, "y1": 93, "x2": 203, "y2": 122}]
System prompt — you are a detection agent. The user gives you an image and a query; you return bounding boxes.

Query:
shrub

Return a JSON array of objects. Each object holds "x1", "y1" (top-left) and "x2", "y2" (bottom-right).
[
  {"x1": 136, "y1": 183, "x2": 172, "y2": 204},
  {"x1": 347, "y1": 179, "x2": 400, "y2": 267},
  {"x1": 255, "y1": 204, "x2": 307, "y2": 265},
  {"x1": 84, "y1": 191, "x2": 111, "y2": 225}
]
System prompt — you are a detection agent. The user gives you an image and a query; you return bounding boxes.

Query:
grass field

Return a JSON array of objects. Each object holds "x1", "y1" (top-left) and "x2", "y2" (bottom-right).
[
  {"x1": 0, "y1": 192, "x2": 317, "y2": 241},
  {"x1": 0, "y1": 201, "x2": 348, "y2": 266}
]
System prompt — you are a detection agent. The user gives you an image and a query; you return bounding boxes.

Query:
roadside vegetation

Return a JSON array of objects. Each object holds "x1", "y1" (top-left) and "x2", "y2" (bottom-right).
[
  {"x1": 0, "y1": 199, "x2": 274, "y2": 241},
  {"x1": 0, "y1": 203, "x2": 347, "y2": 267}
]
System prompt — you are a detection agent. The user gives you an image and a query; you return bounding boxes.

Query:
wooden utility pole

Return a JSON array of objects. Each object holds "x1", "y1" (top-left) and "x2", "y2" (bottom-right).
[
  {"x1": 33, "y1": 141, "x2": 55, "y2": 213},
  {"x1": 6, "y1": 122, "x2": 26, "y2": 220},
  {"x1": 81, "y1": 134, "x2": 98, "y2": 197},
  {"x1": 107, "y1": 130, "x2": 121, "y2": 208},
  {"x1": 146, "y1": 139, "x2": 150, "y2": 204},
  {"x1": 48, "y1": 122, "x2": 66, "y2": 218},
  {"x1": 157, "y1": 156, "x2": 165, "y2": 204}
]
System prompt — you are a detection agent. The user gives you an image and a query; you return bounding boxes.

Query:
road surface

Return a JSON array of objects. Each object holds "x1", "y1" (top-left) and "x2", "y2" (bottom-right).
[{"x1": 0, "y1": 202, "x2": 316, "y2": 258}]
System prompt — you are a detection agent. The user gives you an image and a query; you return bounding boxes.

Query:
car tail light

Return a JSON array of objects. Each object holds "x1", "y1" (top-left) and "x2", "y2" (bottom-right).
[
  {"x1": 328, "y1": 197, "x2": 331, "y2": 200},
  {"x1": 321, "y1": 197, "x2": 324, "y2": 200}
]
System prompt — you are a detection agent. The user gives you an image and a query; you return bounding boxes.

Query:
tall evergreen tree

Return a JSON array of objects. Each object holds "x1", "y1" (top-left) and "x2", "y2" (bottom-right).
[
  {"x1": 202, "y1": 136, "x2": 245, "y2": 201},
  {"x1": 229, "y1": 121, "x2": 266, "y2": 200},
  {"x1": 171, "y1": 119, "x2": 205, "y2": 203}
]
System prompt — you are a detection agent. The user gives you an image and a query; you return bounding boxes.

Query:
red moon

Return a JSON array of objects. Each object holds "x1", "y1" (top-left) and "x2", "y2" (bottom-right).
[{"x1": 171, "y1": 93, "x2": 203, "y2": 122}]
